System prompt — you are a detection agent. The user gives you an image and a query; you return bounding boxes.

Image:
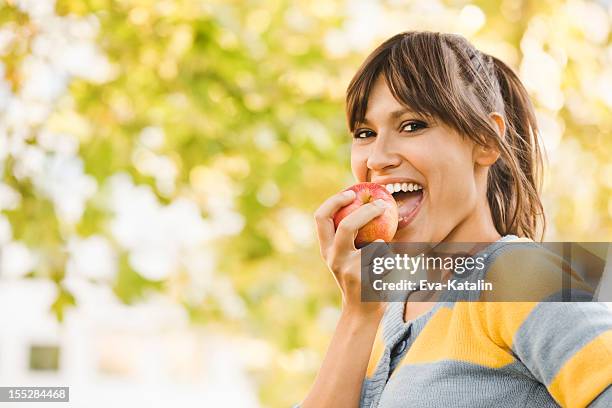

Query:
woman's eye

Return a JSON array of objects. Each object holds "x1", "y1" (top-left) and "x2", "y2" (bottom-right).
[
  {"x1": 402, "y1": 121, "x2": 427, "y2": 133},
  {"x1": 354, "y1": 129, "x2": 375, "y2": 139}
]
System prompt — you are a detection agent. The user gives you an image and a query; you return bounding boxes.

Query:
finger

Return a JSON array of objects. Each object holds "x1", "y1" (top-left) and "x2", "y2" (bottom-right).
[
  {"x1": 363, "y1": 239, "x2": 395, "y2": 264},
  {"x1": 334, "y1": 200, "x2": 388, "y2": 253},
  {"x1": 314, "y1": 190, "x2": 356, "y2": 256},
  {"x1": 361, "y1": 239, "x2": 391, "y2": 272}
]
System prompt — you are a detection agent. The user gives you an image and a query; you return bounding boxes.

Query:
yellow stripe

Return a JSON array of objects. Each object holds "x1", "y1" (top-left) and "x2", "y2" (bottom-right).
[
  {"x1": 547, "y1": 330, "x2": 612, "y2": 408},
  {"x1": 366, "y1": 324, "x2": 385, "y2": 378},
  {"x1": 396, "y1": 304, "x2": 516, "y2": 370},
  {"x1": 478, "y1": 302, "x2": 539, "y2": 348}
]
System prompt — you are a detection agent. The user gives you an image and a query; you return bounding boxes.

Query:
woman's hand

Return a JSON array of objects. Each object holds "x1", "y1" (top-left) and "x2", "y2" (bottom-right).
[
  {"x1": 314, "y1": 189, "x2": 389, "y2": 318},
  {"x1": 300, "y1": 190, "x2": 392, "y2": 408}
]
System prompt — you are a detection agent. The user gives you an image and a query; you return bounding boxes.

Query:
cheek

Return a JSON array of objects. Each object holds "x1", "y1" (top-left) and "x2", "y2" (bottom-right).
[
  {"x1": 430, "y1": 148, "x2": 476, "y2": 207},
  {"x1": 416, "y1": 139, "x2": 475, "y2": 203},
  {"x1": 350, "y1": 146, "x2": 369, "y2": 181}
]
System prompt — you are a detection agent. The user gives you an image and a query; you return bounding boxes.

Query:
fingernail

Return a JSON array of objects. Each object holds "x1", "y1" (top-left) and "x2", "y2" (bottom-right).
[
  {"x1": 373, "y1": 199, "x2": 387, "y2": 208},
  {"x1": 342, "y1": 190, "x2": 355, "y2": 198}
]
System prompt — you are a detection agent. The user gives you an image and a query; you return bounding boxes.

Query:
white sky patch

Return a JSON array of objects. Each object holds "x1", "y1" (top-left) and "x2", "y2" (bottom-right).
[
  {"x1": 0, "y1": 215, "x2": 12, "y2": 246},
  {"x1": 348, "y1": 0, "x2": 385, "y2": 51},
  {"x1": 256, "y1": 181, "x2": 280, "y2": 207},
  {"x1": 36, "y1": 130, "x2": 79, "y2": 156},
  {"x1": 458, "y1": 5, "x2": 486, "y2": 35},
  {"x1": 15, "y1": 0, "x2": 55, "y2": 19},
  {"x1": 12, "y1": 145, "x2": 46, "y2": 180},
  {"x1": 0, "y1": 27, "x2": 17, "y2": 55},
  {"x1": 0, "y1": 63, "x2": 11, "y2": 110},
  {"x1": 107, "y1": 173, "x2": 217, "y2": 281},
  {"x1": 567, "y1": 0, "x2": 610, "y2": 44},
  {"x1": 66, "y1": 235, "x2": 118, "y2": 281},
  {"x1": 0, "y1": 241, "x2": 37, "y2": 279},
  {"x1": 520, "y1": 49, "x2": 564, "y2": 111},
  {"x1": 132, "y1": 126, "x2": 177, "y2": 196},
  {"x1": 181, "y1": 247, "x2": 215, "y2": 304},
  {"x1": 278, "y1": 208, "x2": 315, "y2": 247},
  {"x1": 32, "y1": 153, "x2": 98, "y2": 225},
  {"x1": 132, "y1": 147, "x2": 178, "y2": 197},
  {"x1": 0, "y1": 182, "x2": 21, "y2": 211},
  {"x1": 20, "y1": 55, "x2": 68, "y2": 103},
  {"x1": 536, "y1": 110, "x2": 564, "y2": 154},
  {"x1": 138, "y1": 126, "x2": 166, "y2": 150}
]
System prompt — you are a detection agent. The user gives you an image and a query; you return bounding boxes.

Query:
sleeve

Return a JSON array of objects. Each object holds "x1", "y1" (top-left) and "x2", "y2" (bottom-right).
[
  {"x1": 480, "y1": 301, "x2": 612, "y2": 408},
  {"x1": 589, "y1": 385, "x2": 612, "y2": 407},
  {"x1": 481, "y1": 246, "x2": 612, "y2": 408}
]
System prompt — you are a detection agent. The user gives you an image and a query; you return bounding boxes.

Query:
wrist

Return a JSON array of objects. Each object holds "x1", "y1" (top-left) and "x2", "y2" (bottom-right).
[{"x1": 341, "y1": 302, "x2": 386, "y2": 324}]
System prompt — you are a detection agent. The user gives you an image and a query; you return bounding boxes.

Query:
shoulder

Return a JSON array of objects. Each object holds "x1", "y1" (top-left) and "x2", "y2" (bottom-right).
[{"x1": 480, "y1": 239, "x2": 593, "y2": 302}]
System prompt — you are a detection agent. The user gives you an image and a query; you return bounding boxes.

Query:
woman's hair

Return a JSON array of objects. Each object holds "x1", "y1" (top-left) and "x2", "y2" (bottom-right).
[{"x1": 346, "y1": 31, "x2": 545, "y2": 241}]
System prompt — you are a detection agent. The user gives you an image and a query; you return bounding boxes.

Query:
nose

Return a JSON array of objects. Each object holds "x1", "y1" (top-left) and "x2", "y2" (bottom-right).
[{"x1": 366, "y1": 134, "x2": 402, "y2": 172}]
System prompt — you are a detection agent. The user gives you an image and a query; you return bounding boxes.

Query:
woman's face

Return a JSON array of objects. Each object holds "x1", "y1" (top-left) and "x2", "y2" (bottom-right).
[{"x1": 351, "y1": 75, "x2": 497, "y2": 243}]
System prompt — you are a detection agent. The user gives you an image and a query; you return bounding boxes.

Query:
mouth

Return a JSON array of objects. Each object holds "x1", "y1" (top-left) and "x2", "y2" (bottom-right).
[{"x1": 381, "y1": 182, "x2": 425, "y2": 229}]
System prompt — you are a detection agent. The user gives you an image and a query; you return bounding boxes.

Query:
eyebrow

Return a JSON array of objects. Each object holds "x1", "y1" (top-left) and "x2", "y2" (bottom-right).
[{"x1": 357, "y1": 108, "x2": 416, "y2": 126}]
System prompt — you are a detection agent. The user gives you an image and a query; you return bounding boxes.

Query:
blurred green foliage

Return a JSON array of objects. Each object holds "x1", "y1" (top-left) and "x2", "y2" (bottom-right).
[{"x1": 1, "y1": 0, "x2": 611, "y2": 406}]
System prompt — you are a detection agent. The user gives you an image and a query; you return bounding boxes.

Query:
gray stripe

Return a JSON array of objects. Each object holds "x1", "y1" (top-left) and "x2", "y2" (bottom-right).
[
  {"x1": 377, "y1": 360, "x2": 560, "y2": 408},
  {"x1": 382, "y1": 302, "x2": 408, "y2": 344},
  {"x1": 512, "y1": 301, "x2": 612, "y2": 385},
  {"x1": 590, "y1": 385, "x2": 612, "y2": 408}
]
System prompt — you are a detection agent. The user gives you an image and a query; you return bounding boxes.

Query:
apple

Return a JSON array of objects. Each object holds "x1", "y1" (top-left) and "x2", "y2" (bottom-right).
[{"x1": 333, "y1": 182, "x2": 398, "y2": 248}]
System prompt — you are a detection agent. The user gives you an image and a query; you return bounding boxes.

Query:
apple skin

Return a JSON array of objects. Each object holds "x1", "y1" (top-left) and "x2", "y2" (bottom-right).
[{"x1": 333, "y1": 182, "x2": 398, "y2": 248}]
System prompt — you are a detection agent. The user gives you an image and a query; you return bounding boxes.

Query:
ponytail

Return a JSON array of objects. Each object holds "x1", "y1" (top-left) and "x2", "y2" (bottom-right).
[{"x1": 487, "y1": 56, "x2": 545, "y2": 240}]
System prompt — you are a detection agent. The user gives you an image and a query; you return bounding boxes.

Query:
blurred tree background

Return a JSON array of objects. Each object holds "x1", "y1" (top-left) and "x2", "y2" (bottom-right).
[{"x1": 0, "y1": 0, "x2": 611, "y2": 406}]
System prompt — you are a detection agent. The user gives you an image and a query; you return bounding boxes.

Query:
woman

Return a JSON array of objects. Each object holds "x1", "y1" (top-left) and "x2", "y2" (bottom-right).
[{"x1": 300, "y1": 32, "x2": 612, "y2": 407}]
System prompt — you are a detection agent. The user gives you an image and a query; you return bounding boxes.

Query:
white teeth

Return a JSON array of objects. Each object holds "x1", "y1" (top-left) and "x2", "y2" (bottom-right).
[{"x1": 382, "y1": 182, "x2": 424, "y2": 193}]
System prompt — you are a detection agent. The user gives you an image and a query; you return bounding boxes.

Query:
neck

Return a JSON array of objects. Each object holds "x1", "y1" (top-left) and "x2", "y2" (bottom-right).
[{"x1": 444, "y1": 200, "x2": 502, "y2": 244}]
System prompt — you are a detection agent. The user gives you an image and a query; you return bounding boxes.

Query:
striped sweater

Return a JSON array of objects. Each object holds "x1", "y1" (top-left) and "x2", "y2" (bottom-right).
[{"x1": 361, "y1": 236, "x2": 612, "y2": 407}]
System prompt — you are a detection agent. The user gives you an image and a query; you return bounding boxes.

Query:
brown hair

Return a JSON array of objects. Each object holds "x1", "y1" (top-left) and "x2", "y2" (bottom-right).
[{"x1": 346, "y1": 31, "x2": 545, "y2": 241}]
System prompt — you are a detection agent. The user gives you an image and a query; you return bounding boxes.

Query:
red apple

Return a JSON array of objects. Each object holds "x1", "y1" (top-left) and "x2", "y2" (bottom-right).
[{"x1": 333, "y1": 182, "x2": 398, "y2": 248}]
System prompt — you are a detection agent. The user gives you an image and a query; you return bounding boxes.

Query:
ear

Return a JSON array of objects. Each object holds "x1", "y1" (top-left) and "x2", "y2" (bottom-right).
[
  {"x1": 489, "y1": 112, "x2": 506, "y2": 139},
  {"x1": 473, "y1": 112, "x2": 504, "y2": 166}
]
